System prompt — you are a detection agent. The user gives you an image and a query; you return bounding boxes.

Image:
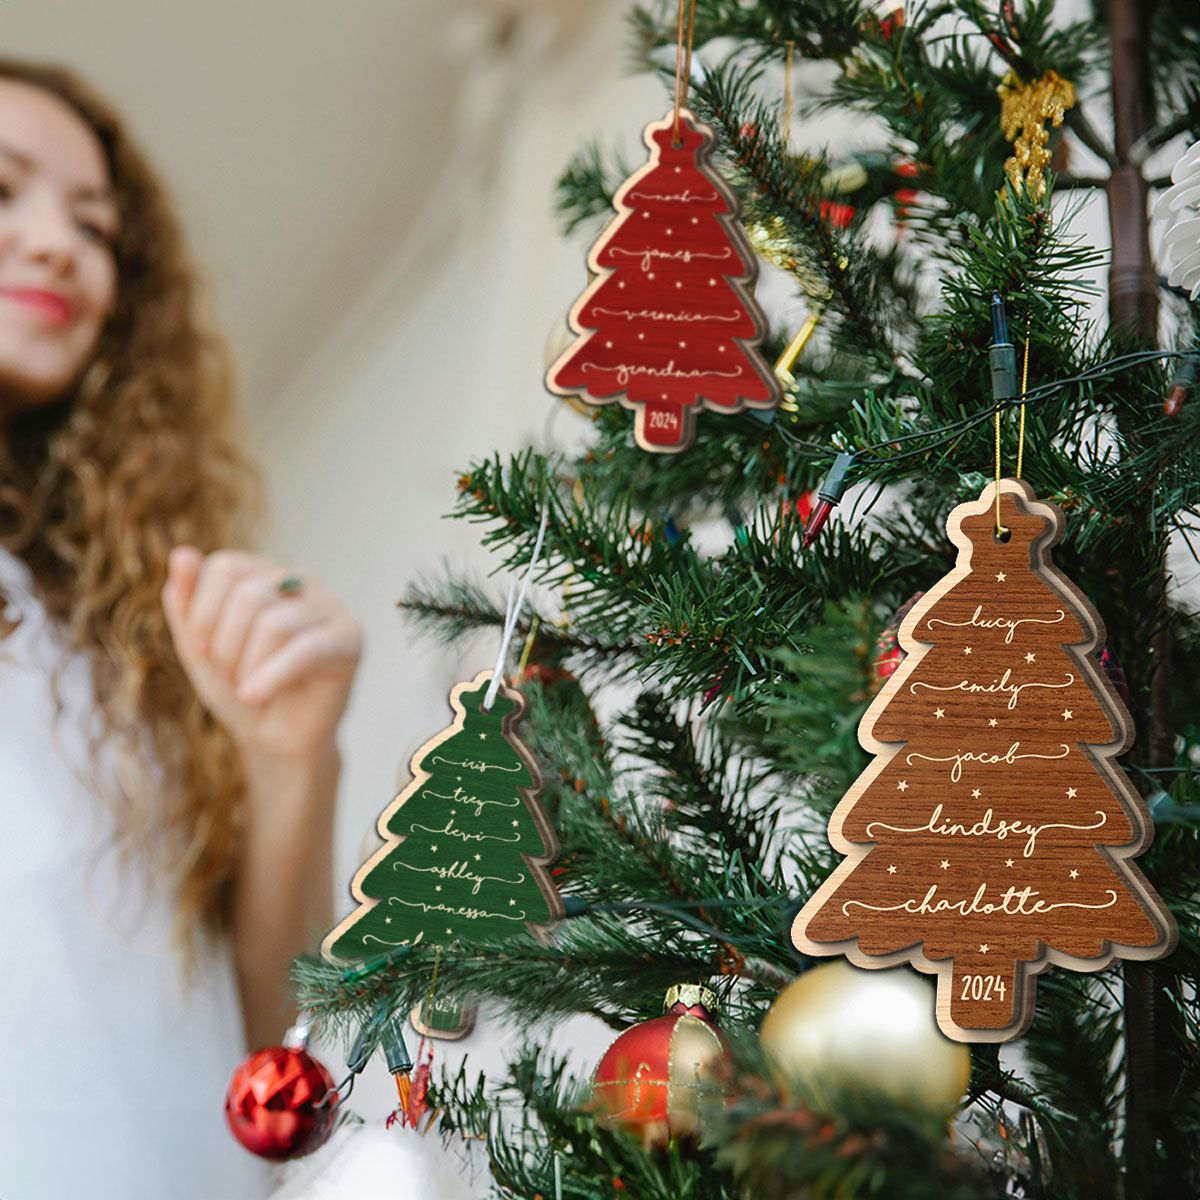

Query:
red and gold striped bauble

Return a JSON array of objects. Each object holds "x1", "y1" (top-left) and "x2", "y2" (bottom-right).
[{"x1": 591, "y1": 984, "x2": 729, "y2": 1148}]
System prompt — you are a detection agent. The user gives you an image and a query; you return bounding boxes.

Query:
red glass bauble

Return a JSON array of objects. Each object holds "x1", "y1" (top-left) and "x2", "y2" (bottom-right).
[
  {"x1": 1097, "y1": 642, "x2": 1130, "y2": 704},
  {"x1": 871, "y1": 592, "x2": 925, "y2": 693},
  {"x1": 793, "y1": 491, "x2": 815, "y2": 523},
  {"x1": 592, "y1": 985, "x2": 729, "y2": 1148},
  {"x1": 518, "y1": 661, "x2": 574, "y2": 688},
  {"x1": 224, "y1": 1045, "x2": 337, "y2": 1160},
  {"x1": 818, "y1": 199, "x2": 856, "y2": 229},
  {"x1": 873, "y1": 628, "x2": 904, "y2": 689}
]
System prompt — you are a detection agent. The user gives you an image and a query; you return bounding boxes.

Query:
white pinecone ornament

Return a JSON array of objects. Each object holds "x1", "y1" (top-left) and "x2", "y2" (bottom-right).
[{"x1": 1155, "y1": 139, "x2": 1200, "y2": 299}]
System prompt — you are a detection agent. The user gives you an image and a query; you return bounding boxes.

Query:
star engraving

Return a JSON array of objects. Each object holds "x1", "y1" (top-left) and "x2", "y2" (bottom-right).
[
  {"x1": 887, "y1": 864, "x2": 897, "y2": 874},
  {"x1": 508, "y1": 898, "x2": 516, "y2": 906},
  {"x1": 1005, "y1": 858, "x2": 1015, "y2": 868},
  {"x1": 1069, "y1": 869, "x2": 1079, "y2": 879},
  {"x1": 1062, "y1": 709, "x2": 1074, "y2": 720},
  {"x1": 971, "y1": 788, "x2": 982, "y2": 799},
  {"x1": 385, "y1": 916, "x2": 392, "y2": 924},
  {"x1": 431, "y1": 845, "x2": 439, "y2": 853},
  {"x1": 939, "y1": 859, "x2": 951, "y2": 870},
  {"x1": 474, "y1": 854, "x2": 482, "y2": 861},
  {"x1": 479, "y1": 731, "x2": 488, "y2": 739},
  {"x1": 897, "y1": 779, "x2": 909, "y2": 792},
  {"x1": 980, "y1": 943, "x2": 990, "y2": 953},
  {"x1": 995, "y1": 572, "x2": 1006, "y2": 582},
  {"x1": 963, "y1": 646, "x2": 973, "y2": 655},
  {"x1": 988, "y1": 718, "x2": 998, "y2": 727},
  {"x1": 511, "y1": 819, "x2": 519, "y2": 826},
  {"x1": 1066, "y1": 787, "x2": 1077, "y2": 798},
  {"x1": 1025, "y1": 652, "x2": 1036, "y2": 663},
  {"x1": 934, "y1": 707, "x2": 945, "y2": 719}
]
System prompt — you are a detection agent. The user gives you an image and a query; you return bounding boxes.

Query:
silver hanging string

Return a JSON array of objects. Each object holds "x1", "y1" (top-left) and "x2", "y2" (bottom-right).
[{"x1": 482, "y1": 505, "x2": 550, "y2": 711}]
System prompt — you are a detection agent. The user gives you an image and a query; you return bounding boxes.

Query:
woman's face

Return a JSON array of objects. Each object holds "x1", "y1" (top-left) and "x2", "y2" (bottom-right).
[{"x1": 0, "y1": 78, "x2": 119, "y2": 416}]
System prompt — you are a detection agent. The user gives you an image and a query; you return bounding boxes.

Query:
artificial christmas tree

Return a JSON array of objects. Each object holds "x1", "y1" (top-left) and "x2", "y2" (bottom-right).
[{"x1": 292, "y1": 2, "x2": 1200, "y2": 1195}]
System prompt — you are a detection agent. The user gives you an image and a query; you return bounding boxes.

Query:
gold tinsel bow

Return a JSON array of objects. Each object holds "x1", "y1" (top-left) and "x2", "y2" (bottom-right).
[{"x1": 997, "y1": 69, "x2": 1075, "y2": 201}]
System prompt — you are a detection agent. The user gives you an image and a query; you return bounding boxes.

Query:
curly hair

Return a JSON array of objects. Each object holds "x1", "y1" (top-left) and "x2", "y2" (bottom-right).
[{"x1": 0, "y1": 56, "x2": 265, "y2": 976}]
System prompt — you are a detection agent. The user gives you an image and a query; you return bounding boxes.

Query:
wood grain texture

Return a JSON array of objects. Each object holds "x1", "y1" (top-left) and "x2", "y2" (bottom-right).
[
  {"x1": 546, "y1": 108, "x2": 780, "y2": 452},
  {"x1": 792, "y1": 479, "x2": 1177, "y2": 1043}
]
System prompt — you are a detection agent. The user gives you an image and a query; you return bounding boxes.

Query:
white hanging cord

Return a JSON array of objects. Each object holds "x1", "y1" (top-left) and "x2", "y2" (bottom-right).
[{"x1": 482, "y1": 505, "x2": 551, "y2": 711}]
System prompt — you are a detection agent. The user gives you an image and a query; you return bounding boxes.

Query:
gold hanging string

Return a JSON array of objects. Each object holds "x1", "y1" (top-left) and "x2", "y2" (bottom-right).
[
  {"x1": 767, "y1": 42, "x2": 818, "y2": 414},
  {"x1": 1016, "y1": 316, "x2": 1031, "y2": 479},
  {"x1": 395, "y1": 942, "x2": 444, "y2": 1117},
  {"x1": 423, "y1": 944, "x2": 443, "y2": 1022},
  {"x1": 682, "y1": 0, "x2": 696, "y2": 106},
  {"x1": 672, "y1": 0, "x2": 687, "y2": 138},
  {"x1": 995, "y1": 312, "x2": 1034, "y2": 532},
  {"x1": 994, "y1": 398, "x2": 1004, "y2": 535},
  {"x1": 672, "y1": 0, "x2": 699, "y2": 142},
  {"x1": 515, "y1": 614, "x2": 541, "y2": 679},
  {"x1": 782, "y1": 40, "x2": 795, "y2": 142}
]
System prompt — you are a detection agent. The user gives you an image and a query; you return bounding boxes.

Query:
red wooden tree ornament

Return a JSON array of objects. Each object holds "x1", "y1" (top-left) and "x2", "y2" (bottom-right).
[
  {"x1": 546, "y1": 109, "x2": 781, "y2": 452},
  {"x1": 793, "y1": 479, "x2": 1177, "y2": 1043}
]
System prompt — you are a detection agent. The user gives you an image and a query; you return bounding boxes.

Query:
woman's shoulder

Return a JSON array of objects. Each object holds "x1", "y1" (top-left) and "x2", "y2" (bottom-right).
[
  {"x1": 0, "y1": 544, "x2": 40, "y2": 644},
  {"x1": 0, "y1": 542, "x2": 35, "y2": 597}
]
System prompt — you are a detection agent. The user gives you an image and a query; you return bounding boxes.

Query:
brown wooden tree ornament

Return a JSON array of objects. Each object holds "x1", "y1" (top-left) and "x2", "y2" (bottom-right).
[{"x1": 792, "y1": 479, "x2": 1177, "y2": 1043}]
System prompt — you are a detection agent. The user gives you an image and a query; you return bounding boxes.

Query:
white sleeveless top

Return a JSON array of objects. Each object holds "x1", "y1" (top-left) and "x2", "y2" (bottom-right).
[{"x1": 0, "y1": 546, "x2": 273, "y2": 1199}]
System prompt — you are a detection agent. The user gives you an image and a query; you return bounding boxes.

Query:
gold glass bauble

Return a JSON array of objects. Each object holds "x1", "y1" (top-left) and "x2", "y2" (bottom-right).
[{"x1": 760, "y1": 961, "x2": 970, "y2": 1117}]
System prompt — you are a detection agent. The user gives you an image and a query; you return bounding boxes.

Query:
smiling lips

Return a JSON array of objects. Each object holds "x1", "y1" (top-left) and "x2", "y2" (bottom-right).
[{"x1": 0, "y1": 287, "x2": 74, "y2": 325}]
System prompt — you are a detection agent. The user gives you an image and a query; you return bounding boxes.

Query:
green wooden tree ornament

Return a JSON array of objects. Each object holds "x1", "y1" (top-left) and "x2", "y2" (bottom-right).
[{"x1": 323, "y1": 670, "x2": 562, "y2": 1038}]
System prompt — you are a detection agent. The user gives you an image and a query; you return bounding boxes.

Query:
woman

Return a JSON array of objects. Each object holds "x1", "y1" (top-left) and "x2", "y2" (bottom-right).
[{"x1": 0, "y1": 58, "x2": 363, "y2": 1198}]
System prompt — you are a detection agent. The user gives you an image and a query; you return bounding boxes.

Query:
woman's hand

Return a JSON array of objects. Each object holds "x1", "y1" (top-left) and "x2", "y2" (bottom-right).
[{"x1": 161, "y1": 545, "x2": 364, "y2": 764}]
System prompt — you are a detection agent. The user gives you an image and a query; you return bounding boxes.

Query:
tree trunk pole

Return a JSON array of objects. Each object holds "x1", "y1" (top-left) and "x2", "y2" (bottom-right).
[
  {"x1": 1105, "y1": 3, "x2": 1177, "y2": 1194},
  {"x1": 1106, "y1": 0, "x2": 1157, "y2": 339}
]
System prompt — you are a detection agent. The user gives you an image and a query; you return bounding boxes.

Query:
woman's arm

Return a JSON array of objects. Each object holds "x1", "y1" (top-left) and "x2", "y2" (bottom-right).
[
  {"x1": 234, "y1": 740, "x2": 339, "y2": 1051},
  {"x1": 161, "y1": 545, "x2": 364, "y2": 1050}
]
